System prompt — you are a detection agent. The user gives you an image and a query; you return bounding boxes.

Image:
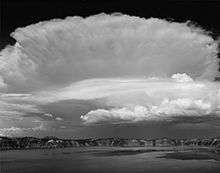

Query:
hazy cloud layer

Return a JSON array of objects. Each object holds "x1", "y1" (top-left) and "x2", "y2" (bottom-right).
[
  {"x1": 0, "y1": 123, "x2": 45, "y2": 136},
  {"x1": 79, "y1": 75, "x2": 220, "y2": 123},
  {"x1": 0, "y1": 13, "x2": 220, "y2": 136}
]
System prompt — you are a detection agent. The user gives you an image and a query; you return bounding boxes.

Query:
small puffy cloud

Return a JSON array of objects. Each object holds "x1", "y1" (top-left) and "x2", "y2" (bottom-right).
[
  {"x1": 0, "y1": 123, "x2": 45, "y2": 136},
  {"x1": 43, "y1": 113, "x2": 53, "y2": 117},
  {"x1": 55, "y1": 117, "x2": 63, "y2": 121},
  {"x1": 0, "y1": 14, "x2": 219, "y2": 93},
  {"x1": 171, "y1": 73, "x2": 193, "y2": 82}
]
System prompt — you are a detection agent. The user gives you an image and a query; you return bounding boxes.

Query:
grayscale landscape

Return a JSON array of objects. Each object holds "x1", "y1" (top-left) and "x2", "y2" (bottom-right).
[{"x1": 1, "y1": 1, "x2": 220, "y2": 172}]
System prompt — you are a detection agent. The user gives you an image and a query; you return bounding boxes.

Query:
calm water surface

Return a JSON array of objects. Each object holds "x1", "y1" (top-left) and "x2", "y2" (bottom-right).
[{"x1": 1, "y1": 147, "x2": 220, "y2": 173}]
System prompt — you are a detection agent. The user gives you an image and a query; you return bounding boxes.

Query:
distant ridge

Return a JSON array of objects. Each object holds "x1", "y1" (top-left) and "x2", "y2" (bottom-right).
[{"x1": 1, "y1": 136, "x2": 220, "y2": 151}]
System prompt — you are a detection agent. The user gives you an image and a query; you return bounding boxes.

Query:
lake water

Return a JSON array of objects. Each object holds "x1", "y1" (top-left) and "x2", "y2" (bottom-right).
[{"x1": 1, "y1": 147, "x2": 220, "y2": 173}]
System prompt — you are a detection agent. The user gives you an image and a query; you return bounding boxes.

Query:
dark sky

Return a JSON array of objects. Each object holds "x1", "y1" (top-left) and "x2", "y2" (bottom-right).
[{"x1": 1, "y1": 0, "x2": 220, "y2": 50}]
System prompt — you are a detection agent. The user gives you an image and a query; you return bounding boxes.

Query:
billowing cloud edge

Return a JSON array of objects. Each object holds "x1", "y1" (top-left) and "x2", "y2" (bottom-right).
[{"x1": 0, "y1": 13, "x2": 220, "y2": 130}]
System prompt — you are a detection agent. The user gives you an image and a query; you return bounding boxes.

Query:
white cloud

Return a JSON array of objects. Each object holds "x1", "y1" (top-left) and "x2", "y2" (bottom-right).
[
  {"x1": 55, "y1": 117, "x2": 63, "y2": 121},
  {"x1": 1, "y1": 74, "x2": 220, "y2": 125},
  {"x1": 0, "y1": 14, "x2": 218, "y2": 93},
  {"x1": 0, "y1": 100, "x2": 42, "y2": 116},
  {"x1": 81, "y1": 98, "x2": 218, "y2": 124},
  {"x1": 0, "y1": 13, "x2": 220, "y2": 130},
  {"x1": 39, "y1": 75, "x2": 218, "y2": 102},
  {"x1": 76, "y1": 74, "x2": 220, "y2": 124},
  {"x1": 43, "y1": 113, "x2": 53, "y2": 117},
  {"x1": 171, "y1": 73, "x2": 193, "y2": 82},
  {"x1": 0, "y1": 126, "x2": 24, "y2": 136}
]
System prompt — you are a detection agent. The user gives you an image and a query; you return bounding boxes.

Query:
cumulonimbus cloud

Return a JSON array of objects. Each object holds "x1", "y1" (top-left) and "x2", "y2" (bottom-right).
[
  {"x1": 0, "y1": 13, "x2": 219, "y2": 93},
  {"x1": 0, "y1": 13, "x2": 220, "y2": 130}
]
